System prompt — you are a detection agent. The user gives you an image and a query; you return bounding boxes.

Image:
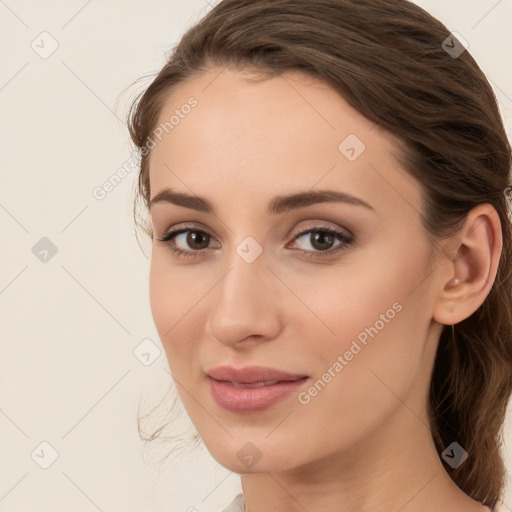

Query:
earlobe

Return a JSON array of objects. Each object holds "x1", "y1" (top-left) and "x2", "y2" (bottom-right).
[{"x1": 433, "y1": 204, "x2": 502, "y2": 326}]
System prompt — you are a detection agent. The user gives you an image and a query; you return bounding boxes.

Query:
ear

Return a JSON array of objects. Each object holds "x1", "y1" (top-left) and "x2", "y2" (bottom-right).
[{"x1": 433, "y1": 203, "x2": 503, "y2": 326}]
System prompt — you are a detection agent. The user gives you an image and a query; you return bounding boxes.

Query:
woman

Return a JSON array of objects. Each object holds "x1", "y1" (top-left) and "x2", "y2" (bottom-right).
[{"x1": 128, "y1": 1, "x2": 512, "y2": 511}]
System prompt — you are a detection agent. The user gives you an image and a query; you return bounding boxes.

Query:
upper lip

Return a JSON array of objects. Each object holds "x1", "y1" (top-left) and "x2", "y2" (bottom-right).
[{"x1": 207, "y1": 365, "x2": 308, "y2": 384}]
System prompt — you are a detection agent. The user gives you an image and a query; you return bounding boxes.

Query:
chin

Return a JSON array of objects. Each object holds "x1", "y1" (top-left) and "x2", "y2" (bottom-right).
[{"x1": 202, "y1": 436, "x2": 299, "y2": 474}]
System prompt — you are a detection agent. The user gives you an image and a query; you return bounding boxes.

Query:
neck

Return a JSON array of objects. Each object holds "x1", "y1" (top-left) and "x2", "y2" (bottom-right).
[{"x1": 240, "y1": 402, "x2": 486, "y2": 512}]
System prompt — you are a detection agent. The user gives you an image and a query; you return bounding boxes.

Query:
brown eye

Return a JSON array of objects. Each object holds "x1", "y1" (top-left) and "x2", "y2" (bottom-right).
[
  {"x1": 291, "y1": 227, "x2": 352, "y2": 254},
  {"x1": 310, "y1": 231, "x2": 337, "y2": 251},
  {"x1": 156, "y1": 224, "x2": 353, "y2": 261},
  {"x1": 155, "y1": 226, "x2": 219, "y2": 259},
  {"x1": 185, "y1": 230, "x2": 210, "y2": 250}
]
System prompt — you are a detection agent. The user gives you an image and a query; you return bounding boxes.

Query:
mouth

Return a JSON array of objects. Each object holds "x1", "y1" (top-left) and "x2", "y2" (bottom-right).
[
  {"x1": 224, "y1": 379, "x2": 298, "y2": 388},
  {"x1": 206, "y1": 365, "x2": 309, "y2": 413}
]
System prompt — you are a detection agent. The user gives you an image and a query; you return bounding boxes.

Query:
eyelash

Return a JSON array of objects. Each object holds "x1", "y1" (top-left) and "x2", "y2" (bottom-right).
[{"x1": 155, "y1": 223, "x2": 354, "y2": 261}]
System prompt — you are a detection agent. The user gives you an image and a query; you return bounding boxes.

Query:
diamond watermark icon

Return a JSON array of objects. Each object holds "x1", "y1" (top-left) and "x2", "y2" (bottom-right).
[
  {"x1": 441, "y1": 32, "x2": 468, "y2": 59},
  {"x1": 236, "y1": 236, "x2": 263, "y2": 263},
  {"x1": 31, "y1": 441, "x2": 59, "y2": 469},
  {"x1": 339, "y1": 134, "x2": 366, "y2": 161},
  {"x1": 133, "y1": 338, "x2": 161, "y2": 366},
  {"x1": 441, "y1": 441, "x2": 468, "y2": 469},
  {"x1": 32, "y1": 237, "x2": 58, "y2": 263},
  {"x1": 237, "y1": 441, "x2": 262, "y2": 468},
  {"x1": 31, "y1": 31, "x2": 59, "y2": 59}
]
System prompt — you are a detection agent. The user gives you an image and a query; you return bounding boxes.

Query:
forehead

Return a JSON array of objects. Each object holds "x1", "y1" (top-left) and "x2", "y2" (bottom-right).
[
  {"x1": 152, "y1": 66, "x2": 378, "y2": 155},
  {"x1": 148, "y1": 66, "x2": 421, "y2": 217}
]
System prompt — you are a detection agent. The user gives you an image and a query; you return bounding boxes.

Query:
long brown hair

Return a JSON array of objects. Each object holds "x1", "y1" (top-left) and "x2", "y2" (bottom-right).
[{"x1": 127, "y1": 0, "x2": 512, "y2": 508}]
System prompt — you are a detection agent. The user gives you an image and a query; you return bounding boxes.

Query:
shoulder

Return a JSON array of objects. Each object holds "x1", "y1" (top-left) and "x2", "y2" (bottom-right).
[{"x1": 217, "y1": 493, "x2": 245, "y2": 512}]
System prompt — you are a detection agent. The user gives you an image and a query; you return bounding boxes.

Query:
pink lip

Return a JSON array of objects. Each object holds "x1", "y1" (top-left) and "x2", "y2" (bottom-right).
[{"x1": 206, "y1": 365, "x2": 309, "y2": 413}]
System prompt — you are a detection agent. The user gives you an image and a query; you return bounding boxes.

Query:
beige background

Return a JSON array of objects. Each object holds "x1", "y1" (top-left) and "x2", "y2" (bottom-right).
[{"x1": 0, "y1": 1, "x2": 511, "y2": 511}]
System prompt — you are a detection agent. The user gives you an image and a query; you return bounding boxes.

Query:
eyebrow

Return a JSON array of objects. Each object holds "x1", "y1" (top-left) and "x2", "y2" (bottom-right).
[{"x1": 149, "y1": 188, "x2": 375, "y2": 215}]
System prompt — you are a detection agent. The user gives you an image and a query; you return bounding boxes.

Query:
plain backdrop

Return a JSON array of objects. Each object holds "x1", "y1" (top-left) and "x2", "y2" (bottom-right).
[{"x1": 0, "y1": 1, "x2": 511, "y2": 511}]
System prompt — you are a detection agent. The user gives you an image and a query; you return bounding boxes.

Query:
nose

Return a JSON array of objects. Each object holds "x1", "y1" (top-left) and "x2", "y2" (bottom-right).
[{"x1": 204, "y1": 246, "x2": 283, "y2": 348}]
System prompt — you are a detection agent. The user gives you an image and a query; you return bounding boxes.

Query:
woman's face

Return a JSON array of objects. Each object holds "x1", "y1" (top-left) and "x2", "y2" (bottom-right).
[{"x1": 148, "y1": 67, "x2": 447, "y2": 474}]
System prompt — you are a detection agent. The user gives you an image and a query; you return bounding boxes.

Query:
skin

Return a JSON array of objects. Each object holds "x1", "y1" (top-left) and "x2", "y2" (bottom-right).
[{"x1": 147, "y1": 66, "x2": 500, "y2": 512}]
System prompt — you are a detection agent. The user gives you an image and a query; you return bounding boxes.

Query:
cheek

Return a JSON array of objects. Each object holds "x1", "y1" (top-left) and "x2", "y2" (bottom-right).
[
  {"x1": 149, "y1": 254, "x2": 173, "y2": 336},
  {"x1": 149, "y1": 253, "x2": 197, "y2": 365},
  {"x1": 288, "y1": 242, "x2": 429, "y2": 350},
  {"x1": 297, "y1": 299, "x2": 429, "y2": 450},
  {"x1": 293, "y1": 245, "x2": 434, "y2": 431}
]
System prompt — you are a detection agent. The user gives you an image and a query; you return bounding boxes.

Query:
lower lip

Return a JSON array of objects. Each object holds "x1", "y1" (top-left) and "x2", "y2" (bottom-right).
[{"x1": 208, "y1": 376, "x2": 309, "y2": 413}]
